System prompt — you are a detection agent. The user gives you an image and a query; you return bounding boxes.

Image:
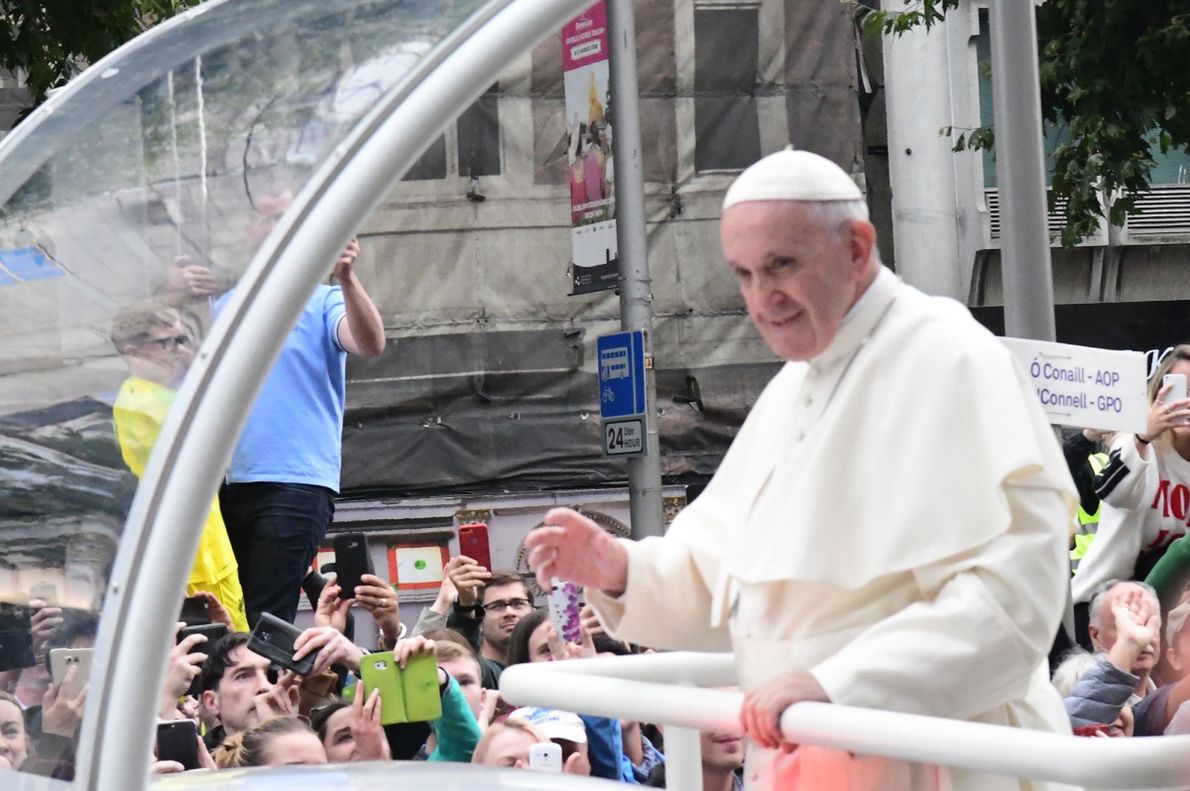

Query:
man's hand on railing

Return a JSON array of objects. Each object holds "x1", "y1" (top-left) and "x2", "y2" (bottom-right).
[
  {"x1": 526, "y1": 508, "x2": 628, "y2": 597},
  {"x1": 740, "y1": 670, "x2": 830, "y2": 751}
]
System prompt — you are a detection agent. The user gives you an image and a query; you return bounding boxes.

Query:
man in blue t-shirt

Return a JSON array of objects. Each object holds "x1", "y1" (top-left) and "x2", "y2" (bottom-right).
[{"x1": 219, "y1": 193, "x2": 386, "y2": 625}]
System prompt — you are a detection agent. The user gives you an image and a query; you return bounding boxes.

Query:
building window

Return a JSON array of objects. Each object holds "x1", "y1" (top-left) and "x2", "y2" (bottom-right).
[
  {"x1": 693, "y1": 5, "x2": 761, "y2": 172},
  {"x1": 402, "y1": 84, "x2": 501, "y2": 181}
]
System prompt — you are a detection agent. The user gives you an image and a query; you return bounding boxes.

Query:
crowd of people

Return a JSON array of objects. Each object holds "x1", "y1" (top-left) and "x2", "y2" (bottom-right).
[
  {"x1": 6, "y1": 148, "x2": 1190, "y2": 791},
  {"x1": 0, "y1": 554, "x2": 745, "y2": 790}
]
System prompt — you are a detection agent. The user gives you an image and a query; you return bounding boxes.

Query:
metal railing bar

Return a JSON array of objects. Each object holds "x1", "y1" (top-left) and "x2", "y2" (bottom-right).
[{"x1": 500, "y1": 653, "x2": 1190, "y2": 790}]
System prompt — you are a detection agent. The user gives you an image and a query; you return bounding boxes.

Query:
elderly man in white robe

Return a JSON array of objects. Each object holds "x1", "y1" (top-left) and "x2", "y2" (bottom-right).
[{"x1": 525, "y1": 149, "x2": 1078, "y2": 790}]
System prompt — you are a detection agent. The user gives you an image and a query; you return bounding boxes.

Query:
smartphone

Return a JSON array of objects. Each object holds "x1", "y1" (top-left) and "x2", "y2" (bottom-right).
[
  {"x1": 49, "y1": 647, "x2": 92, "y2": 699},
  {"x1": 528, "y1": 741, "x2": 562, "y2": 772},
  {"x1": 400, "y1": 650, "x2": 443, "y2": 723},
  {"x1": 177, "y1": 622, "x2": 228, "y2": 646},
  {"x1": 1163, "y1": 373, "x2": 1188, "y2": 405},
  {"x1": 179, "y1": 595, "x2": 211, "y2": 627},
  {"x1": 333, "y1": 533, "x2": 374, "y2": 598},
  {"x1": 547, "y1": 578, "x2": 582, "y2": 643},
  {"x1": 359, "y1": 652, "x2": 407, "y2": 726},
  {"x1": 247, "y1": 613, "x2": 315, "y2": 677},
  {"x1": 156, "y1": 719, "x2": 200, "y2": 770},
  {"x1": 458, "y1": 523, "x2": 492, "y2": 571},
  {"x1": 178, "y1": 623, "x2": 228, "y2": 697},
  {"x1": 0, "y1": 603, "x2": 34, "y2": 672}
]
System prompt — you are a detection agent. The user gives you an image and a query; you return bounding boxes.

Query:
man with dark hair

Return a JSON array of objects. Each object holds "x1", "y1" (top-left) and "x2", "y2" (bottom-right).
[
  {"x1": 444, "y1": 566, "x2": 534, "y2": 688},
  {"x1": 198, "y1": 625, "x2": 362, "y2": 749}
]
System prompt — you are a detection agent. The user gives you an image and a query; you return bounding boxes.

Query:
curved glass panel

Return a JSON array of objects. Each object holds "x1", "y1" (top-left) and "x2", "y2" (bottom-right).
[{"x1": 0, "y1": 0, "x2": 486, "y2": 783}]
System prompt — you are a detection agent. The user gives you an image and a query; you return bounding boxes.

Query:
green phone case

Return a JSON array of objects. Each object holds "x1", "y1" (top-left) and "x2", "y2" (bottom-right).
[
  {"x1": 400, "y1": 652, "x2": 443, "y2": 722},
  {"x1": 359, "y1": 652, "x2": 407, "y2": 725}
]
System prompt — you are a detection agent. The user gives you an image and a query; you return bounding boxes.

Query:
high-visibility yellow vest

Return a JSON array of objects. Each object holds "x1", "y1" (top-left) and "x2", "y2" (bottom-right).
[{"x1": 1071, "y1": 452, "x2": 1109, "y2": 573}]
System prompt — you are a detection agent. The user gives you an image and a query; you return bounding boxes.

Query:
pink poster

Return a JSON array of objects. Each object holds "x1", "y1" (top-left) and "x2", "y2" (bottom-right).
[{"x1": 562, "y1": 1, "x2": 618, "y2": 295}]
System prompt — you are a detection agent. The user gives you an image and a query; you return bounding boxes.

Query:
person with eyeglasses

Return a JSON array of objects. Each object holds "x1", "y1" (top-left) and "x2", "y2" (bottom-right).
[
  {"x1": 428, "y1": 568, "x2": 535, "y2": 690},
  {"x1": 109, "y1": 301, "x2": 247, "y2": 631}
]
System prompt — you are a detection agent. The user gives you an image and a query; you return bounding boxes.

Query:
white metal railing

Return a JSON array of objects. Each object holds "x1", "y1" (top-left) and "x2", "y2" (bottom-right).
[{"x1": 499, "y1": 652, "x2": 1190, "y2": 790}]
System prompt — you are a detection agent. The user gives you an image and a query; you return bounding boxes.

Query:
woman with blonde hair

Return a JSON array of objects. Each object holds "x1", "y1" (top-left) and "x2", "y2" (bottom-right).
[
  {"x1": 1073, "y1": 345, "x2": 1190, "y2": 611},
  {"x1": 213, "y1": 717, "x2": 325, "y2": 768}
]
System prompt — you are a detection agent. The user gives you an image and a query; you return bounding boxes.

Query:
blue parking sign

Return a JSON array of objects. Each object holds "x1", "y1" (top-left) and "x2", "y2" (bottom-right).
[{"x1": 597, "y1": 330, "x2": 646, "y2": 420}]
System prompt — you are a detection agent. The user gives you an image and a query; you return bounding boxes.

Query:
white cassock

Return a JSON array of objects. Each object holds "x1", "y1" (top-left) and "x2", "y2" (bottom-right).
[{"x1": 588, "y1": 266, "x2": 1078, "y2": 791}]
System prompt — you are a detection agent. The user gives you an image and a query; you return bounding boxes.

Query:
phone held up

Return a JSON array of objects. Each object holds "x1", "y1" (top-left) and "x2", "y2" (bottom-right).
[
  {"x1": 156, "y1": 719, "x2": 201, "y2": 771},
  {"x1": 458, "y1": 523, "x2": 492, "y2": 571},
  {"x1": 333, "y1": 532, "x2": 374, "y2": 598},
  {"x1": 529, "y1": 742, "x2": 563, "y2": 772},
  {"x1": 247, "y1": 613, "x2": 315, "y2": 677},
  {"x1": 1163, "y1": 373, "x2": 1188, "y2": 406}
]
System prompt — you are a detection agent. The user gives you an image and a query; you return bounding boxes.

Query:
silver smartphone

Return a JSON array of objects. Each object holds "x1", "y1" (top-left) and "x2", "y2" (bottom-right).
[
  {"x1": 528, "y1": 741, "x2": 562, "y2": 772},
  {"x1": 49, "y1": 647, "x2": 92, "y2": 699},
  {"x1": 1163, "y1": 373, "x2": 1188, "y2": 405}
]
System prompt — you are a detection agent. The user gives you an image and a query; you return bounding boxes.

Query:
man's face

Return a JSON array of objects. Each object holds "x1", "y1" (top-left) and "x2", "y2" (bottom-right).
[
  {"x1": 1091, "y1": 583, "x2": 1158, "y2": 673},
  {"x1": 481, "y1": 582, "x2": 532, "y2": 651},
  {"x1": 127, "y1": 319, "x2": 193, "y2": 387},
  {"x1": 203, "y1": 645, "x2": 274, "y2": 734},
  {"x1": 440, "y1": 656, "x2": 483, "y2": 719},
  {"x1": 700, "y1": 731, "x2": 743, "y2": 772},
  {"x1": 721, "y1": 201, "x2": 872, "y2": 362}
]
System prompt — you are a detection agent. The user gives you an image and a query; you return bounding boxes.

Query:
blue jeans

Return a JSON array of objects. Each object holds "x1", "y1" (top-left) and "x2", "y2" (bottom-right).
[{"x1": 219, "y1": 482, "x2": 335, "y2": 627}]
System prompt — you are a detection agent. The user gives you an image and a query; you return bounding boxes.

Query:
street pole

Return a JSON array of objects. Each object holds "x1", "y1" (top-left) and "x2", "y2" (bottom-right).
[
  {"x1": 988, "y1": 0, "x2": 1072, "y2": 640},
  {"x1": 607, "y1": 0, "x2": 664, "y2": 539},
  {"x1": 988, "y1": 0, "x2": 1056, "y2": 342}
]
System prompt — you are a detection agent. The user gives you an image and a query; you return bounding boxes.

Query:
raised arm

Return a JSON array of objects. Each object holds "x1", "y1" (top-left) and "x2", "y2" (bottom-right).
[{"x1": 333, "y1": 238, "x2": 386, "y2": 357}]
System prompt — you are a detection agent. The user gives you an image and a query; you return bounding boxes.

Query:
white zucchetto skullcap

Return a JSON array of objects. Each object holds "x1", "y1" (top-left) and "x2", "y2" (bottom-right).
[{"x1": 723, "y1": 148, "x2": 863, "y2": 210}]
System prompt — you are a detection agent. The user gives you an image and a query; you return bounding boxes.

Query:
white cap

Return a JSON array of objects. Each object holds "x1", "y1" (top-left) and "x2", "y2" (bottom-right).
[
  {"x1": 508, "y1": 707, "x2": 588, "y2": 744},
  {"x1": 723, "y1": 148, "x2": 863, "y2": 210}
]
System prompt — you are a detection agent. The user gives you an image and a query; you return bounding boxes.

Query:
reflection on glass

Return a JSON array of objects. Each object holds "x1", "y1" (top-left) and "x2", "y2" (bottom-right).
[{"x1": 0, "y1": 0, "x2": 486, "y2": 781}]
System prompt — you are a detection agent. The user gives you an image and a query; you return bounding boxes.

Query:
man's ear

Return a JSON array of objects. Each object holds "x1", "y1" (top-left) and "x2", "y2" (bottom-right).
[
  {"x1": 1088, "y1": 625, "x2": 1101, "y2": 648},
  {"x1": 847, "y1": 220, "x2": 876, "y2": 274},
  {"x1": 200, "y1": 689, "x2": 219, "y2": 718}
]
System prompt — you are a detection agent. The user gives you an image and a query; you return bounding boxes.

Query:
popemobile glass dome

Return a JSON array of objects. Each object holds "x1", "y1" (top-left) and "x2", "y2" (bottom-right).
[{"x1": 0, "y1": 0, "x2": 605, "y2": 789}]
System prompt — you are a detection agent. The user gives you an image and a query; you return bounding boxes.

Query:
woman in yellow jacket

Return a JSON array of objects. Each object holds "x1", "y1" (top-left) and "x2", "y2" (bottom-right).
[{"x1": 110, "y1": 303, "x2": 248, "y2": 631}]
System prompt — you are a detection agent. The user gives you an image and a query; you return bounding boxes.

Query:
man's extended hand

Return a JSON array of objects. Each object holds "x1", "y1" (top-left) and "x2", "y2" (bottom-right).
[
  {"x1": 1108, "y1": 589, "x2": 1160, "y2": 673},
  {"x1": 524, "y1": 508, "x2": 628, "y2": 596},
  {"x1": 740, "y1": 671, "x2": 830, "y2": 751},
  {"x1": 447, "y1": 556, "x2": 491, "y2": 609}
]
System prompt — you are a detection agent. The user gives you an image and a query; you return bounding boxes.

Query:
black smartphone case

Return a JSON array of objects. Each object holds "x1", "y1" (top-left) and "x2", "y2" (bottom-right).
[
  {"x1": 157, "y1": 720, "x2": 200, "y2": 770},
  {"x1": 178, "y1": 623, "x2": 229, "y2": 697},
  {"x1": 333, "y1": 532, "x2": 374, "y2": 597},
  {"x1": 247, "y1": 612, "x2": 315, "y2": 677},
  {"x1": 179, "y1": 596, "x2": 211, "y2": 627}
]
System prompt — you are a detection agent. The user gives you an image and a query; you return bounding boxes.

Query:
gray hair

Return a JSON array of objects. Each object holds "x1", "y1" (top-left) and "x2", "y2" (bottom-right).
[
  {"x1": 1051, "y1": 649, "x2": 1098, "y2": 698},
  {"x1": 1088, "y1": 578, "x2": 1160, "y2": 632},
  {"x1": 801, "y1": 199, "x2": 882, "y2": 264}
]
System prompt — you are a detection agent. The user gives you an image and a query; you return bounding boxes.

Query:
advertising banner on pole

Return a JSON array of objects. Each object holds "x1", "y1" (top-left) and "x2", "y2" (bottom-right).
[{"x1": 562, "y1": 1, "x2": 618, "y2": 295}]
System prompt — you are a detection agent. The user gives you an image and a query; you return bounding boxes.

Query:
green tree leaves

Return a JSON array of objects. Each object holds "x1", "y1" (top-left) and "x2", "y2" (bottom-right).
[
  {"x1": 858, "y1": 0, "x2": 1190, "y2": 245},
  {"x1": 0, "y1": 1, "x2": 201, "y2": 102}
]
